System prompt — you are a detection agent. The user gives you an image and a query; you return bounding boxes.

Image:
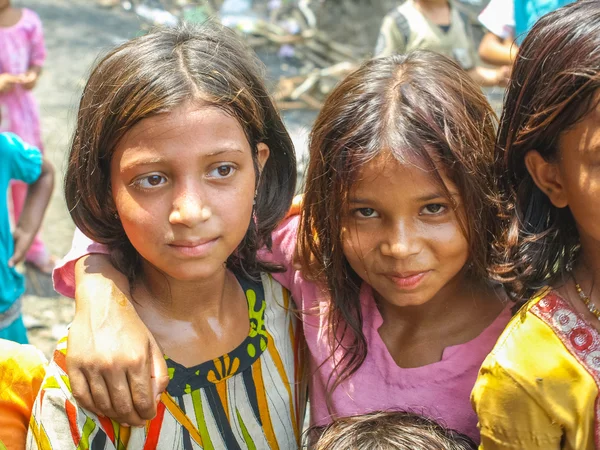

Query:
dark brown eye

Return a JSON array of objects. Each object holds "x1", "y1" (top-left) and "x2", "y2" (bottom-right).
[
  {"x1": 217, "y1": 166, "x2": 232, "y2": 177},
  {"x1": 148, "y1": 175, "x2": 163, "y2": 186}
]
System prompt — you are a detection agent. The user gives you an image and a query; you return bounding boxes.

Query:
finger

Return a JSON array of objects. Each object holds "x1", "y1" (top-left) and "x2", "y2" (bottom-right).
[
  {"x1": 68, "y1": 368, "x2": 102, "y2": 417},
  {"x1": 150, "y1": 340, "x2": 170, "y2": 399},
  {"x1": 127, "y1": 357, "x2": 157, "y2": 421},
  {"x1": 105, "y1": 371, "x2": 145, "y2": 427},
  {"x1": 87, "y1": 372, "x2": 118, "y2": 420},
  {"x1": 9, "y1": 247, "x2": 26, "y2": 267}
]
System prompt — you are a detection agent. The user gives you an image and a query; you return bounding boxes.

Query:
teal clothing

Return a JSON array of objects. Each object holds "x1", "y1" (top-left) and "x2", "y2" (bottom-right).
[
  {"x1": 0, "y1": 133, "x2": 42, "y2": 343},
  {"x1": 514, "y1": 0, "x2": 574, "y2": 43}
]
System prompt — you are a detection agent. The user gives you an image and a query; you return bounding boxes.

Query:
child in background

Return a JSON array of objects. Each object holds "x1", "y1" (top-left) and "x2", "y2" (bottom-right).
[
  {"x1": 471, "y1": 2, "x2": 600, "y2": 448},
  {"x1": 27, "y1": 23, "x2": 305, "y2": 449},
  {"x1": 0, "y1": 338, "x2": 46, "y2": 450},
  {"x1": 477, "y1": 0, "x2": 516, "y2": 66},
  {"x1": 309, "y1": 411, "x2": 477, "y2": 450},
  {"x1": 0, "y1": 130, "x2": 53, "y2": 344},
  {"x1": 55, "y1": 50, "x2": 510, "y2": 442},
  {"x1": 477, "y1": 0, "x2": 574, "y2": 67},
  {"x1": 375, "y1": 0, "x2": 509, "y2": 86},
  {"x1": 0, "y1": 0, "x2": 53, "y2": 274}
]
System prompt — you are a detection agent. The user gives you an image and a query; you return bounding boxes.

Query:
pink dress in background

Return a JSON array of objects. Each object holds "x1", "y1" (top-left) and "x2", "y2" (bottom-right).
[{"x1": 0, "y1": 8, "x2": 47, "y2": 263}]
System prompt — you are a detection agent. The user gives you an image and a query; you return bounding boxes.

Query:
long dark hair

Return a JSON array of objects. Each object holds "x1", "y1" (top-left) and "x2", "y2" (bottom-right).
[
  {"x1": 65, "y1": 22, "x2": 296, "y2": 282},
  {"x1": 298, "y1": 51, "x2": 499, "y2": 398},
  {"x1": 491, "y1": 0, "x2": 600, "y2": 301}
]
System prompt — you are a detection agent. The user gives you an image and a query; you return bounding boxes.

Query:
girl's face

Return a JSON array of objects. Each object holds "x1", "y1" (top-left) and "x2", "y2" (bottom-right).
[
  {"x1": 110, "y1": 103, "x2": 269, "y2": 282},
  {"x1": 342, "y1": 153, "x2": 469, "y2": 307}
]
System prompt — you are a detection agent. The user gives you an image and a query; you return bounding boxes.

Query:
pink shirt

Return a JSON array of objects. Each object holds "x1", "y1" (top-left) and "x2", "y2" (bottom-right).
[{"x1": 54, "y1": 216, "x2": 511, "y2": 441}]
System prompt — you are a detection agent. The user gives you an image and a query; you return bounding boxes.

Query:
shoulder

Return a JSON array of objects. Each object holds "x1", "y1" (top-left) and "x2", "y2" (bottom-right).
[
  {"x1": 21, "y1": 8, "x2": 43, "y2": 27},
  {"x1": 482, "y1": 288, "x2": 599, "y2": 390},
  {"x1": 0, "y1": 132, "x2": 22, "y2": 154}
]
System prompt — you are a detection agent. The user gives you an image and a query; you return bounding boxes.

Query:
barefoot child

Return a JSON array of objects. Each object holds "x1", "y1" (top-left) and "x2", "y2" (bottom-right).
[
  {"x1": 471, "y1": 1, "x2": 600, "y2": 448},
  {"x1": 0, "y1": 0, "x2": 54, "y2": 273},
  {"x1": 27, "y1": 23, "x2": 305, "y2": 449},
  {"x1": 56, "y1": 51, "x2": 510, "y2": 442}
]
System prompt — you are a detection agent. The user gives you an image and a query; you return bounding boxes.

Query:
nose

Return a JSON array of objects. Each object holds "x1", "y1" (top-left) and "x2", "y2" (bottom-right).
[
  {"x1": 169, "y1": 182, "x2": 211, "y2": 226},
  {"x1": 379, "y1": 219, "x2": 421, "y2": 259}
]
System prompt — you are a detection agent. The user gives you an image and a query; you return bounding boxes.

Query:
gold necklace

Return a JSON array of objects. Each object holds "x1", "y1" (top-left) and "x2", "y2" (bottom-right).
[{"x1": 572, "y1": 273, "x2": 600, "y2": 320}]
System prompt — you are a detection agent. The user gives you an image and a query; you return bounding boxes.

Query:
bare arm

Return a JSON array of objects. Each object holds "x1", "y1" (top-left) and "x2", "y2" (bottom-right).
[
  {"x1": 9, "y1": 157, "x2": 54, "y2": 267},
  {"x1": 478, "y1": 32, "x2": 518, "y2": 66},
  {"x1": 467, "y1": 65, "x2": 511, "y2": 87},
  {"x1": 66, "y1": 254, "x2": 169, "y2": 427},
  {"x1": 18, "y1": 65, "x2": 42, "y2": 90}
]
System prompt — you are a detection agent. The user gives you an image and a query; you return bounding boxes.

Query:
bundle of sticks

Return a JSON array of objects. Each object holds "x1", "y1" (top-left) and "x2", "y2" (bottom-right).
[{"x1": 246, "y1": 3, "x2": 364, "y2": 110}]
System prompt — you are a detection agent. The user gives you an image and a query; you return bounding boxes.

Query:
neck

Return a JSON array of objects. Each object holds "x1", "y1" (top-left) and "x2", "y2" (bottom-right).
[
  {"x1": 136, "y1": 261, "x2": 230, "y2": 320},
  {"x1": 572, "y1": 230, "x2": 600, "y2": 298}
]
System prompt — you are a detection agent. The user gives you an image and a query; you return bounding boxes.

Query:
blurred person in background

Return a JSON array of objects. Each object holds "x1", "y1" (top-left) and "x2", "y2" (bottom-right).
[
  {"x1": 478, "y1": 0, "x2": 574, "y2": 67},
  {"x1": 375, "y1": 0, "x2": 510, "y2": 86},
  {"x1": 0, "y1": 115, "x2": 54, "y2": 344},
  {"x1": 0, "y1": 0, "x2": 55, "y2": 274}
]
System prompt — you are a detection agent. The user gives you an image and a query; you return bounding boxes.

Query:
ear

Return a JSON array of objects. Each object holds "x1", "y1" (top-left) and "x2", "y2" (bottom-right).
[
  {"x1": 524, "y1": 150, "x2": 568, "y2": 208},
  {"x1": 256, "y1": 142, "x2": 270, "y2": 175}
]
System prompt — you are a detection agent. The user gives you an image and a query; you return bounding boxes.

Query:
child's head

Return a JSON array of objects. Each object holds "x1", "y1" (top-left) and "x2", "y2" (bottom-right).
[
  {"x1": 493, "y1": 0, "x2": 600, "y2": 299},
  {"x1": 299, "y1": 51, "x2": 498, "y2": 386},
  {"x1": 65, "y1": 23, "x2": 296, "y2": 283},
  {"x1": 308, "y1": 411, "x2": 477, "y2": 450}
]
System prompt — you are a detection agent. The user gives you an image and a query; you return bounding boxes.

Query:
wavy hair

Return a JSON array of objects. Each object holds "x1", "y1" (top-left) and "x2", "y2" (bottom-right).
[{"x1": 491, "y1": 0, "x2": 600, "y2": 301}]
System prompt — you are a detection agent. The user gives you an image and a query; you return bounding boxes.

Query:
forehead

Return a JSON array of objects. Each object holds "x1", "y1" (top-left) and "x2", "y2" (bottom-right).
[
  {"x1": 351, "y1": 150, "x2": 454, "y2": 191},
  {"x1": 117, "y1": 103, "x2": 250, "y2": 154}
]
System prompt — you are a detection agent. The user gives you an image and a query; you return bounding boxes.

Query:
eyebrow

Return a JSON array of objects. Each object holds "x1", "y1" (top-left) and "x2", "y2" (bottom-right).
[
  {"x1": 348, "y1": 192, "x2": 460, "y2": 204},
  {"x1": 120, "y1": 148, "x2": 245, "y2": 171}
]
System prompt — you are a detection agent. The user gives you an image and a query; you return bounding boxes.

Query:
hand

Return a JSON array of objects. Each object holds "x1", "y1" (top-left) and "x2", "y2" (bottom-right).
[
  {"x1": 0, "y1": 73, "x2": 19, "y2": 94},
  {"x1": 67, "y1": 256, "x2": 170, "y2": 427},
  {"x1": 16, "y1": 71, "x2": 38, "y2": 90},
  {"x1": 8, "y1": 227, "x2": 36, "y2": 267},
  {"x1": 495, "y1": 65, "x2": 512, "y2": 87}
]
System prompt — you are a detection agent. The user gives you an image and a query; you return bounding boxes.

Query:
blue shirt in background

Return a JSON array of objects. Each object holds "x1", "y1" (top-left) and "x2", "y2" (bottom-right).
[
  {"x1": 514, "y1": 0, "x2": 575, "y2": 44},
  {"x1": 0, "y1": 133, "x2": 42, "y2": 312}
]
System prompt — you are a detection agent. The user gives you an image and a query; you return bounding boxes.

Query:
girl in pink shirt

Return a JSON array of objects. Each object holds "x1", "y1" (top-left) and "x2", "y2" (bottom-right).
[
  {"x1": 55, "y1": 51, "x2": 510, "y2": 442},
  {"x1": 0, "y1": 1, "x2": 52, "y2": 272}
]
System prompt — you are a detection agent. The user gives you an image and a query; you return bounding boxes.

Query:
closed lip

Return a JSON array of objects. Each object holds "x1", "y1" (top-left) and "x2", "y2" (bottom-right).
[
  {"x1": 383, "y1": 270, "x2": 430, "y2": 289},
  {"x1": 169, "y1": 238, "x2": 218, "y2": 247},
  {"x1": 168, "y1": 237, "x2": 219, "y2": 257}
]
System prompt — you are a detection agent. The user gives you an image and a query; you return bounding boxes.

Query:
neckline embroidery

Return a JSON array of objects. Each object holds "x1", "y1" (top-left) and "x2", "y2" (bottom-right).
[{"x1": 530, "y1": 290, "x2": 600, "y2": 447}]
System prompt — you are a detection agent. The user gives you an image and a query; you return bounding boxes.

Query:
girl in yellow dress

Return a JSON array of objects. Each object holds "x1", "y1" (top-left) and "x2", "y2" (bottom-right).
[{"x1": 471, "y1": 1, "x2": 600, "y2": 449}]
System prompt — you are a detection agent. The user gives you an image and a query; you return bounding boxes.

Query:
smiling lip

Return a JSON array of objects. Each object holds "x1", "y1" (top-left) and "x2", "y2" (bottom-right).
[
  {"x1": 168, "y1": 238, "x2": 219, "y2": 257},
  {"x1": 384, "y1": 271, "x2": 429, "y2": 290}
]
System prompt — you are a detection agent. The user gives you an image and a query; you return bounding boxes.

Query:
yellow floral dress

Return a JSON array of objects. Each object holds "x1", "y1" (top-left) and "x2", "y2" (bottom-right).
[
  {"x1": 472, "y1": 287, "x2": 600, "y2": 449},
  {"x1": 27, "y1": 273, "x2": 307, "y2": 449}
]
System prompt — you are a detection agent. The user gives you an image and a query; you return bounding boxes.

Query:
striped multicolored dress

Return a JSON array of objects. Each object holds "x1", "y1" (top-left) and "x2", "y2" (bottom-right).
[{"x1": 27, "y1": 273, "x2": 307, "y2": 449}]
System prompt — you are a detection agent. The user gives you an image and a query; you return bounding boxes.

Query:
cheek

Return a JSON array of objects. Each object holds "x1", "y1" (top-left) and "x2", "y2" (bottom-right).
[
  {"x1": 563, "y1": 167, "x2": 600, "y2": 238},
  {"x1": 341, "y1": 228, "x2": 378, "y2": 271}
]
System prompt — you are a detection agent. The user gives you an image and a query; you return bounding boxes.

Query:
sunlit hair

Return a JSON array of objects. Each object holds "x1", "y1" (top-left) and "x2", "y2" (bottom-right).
[
  {"x1": 298, "y1": 51, "x2": 499, "y2": 400},
  {"x1": 305, "y1": 411, "x2": 477, "y2": 450},
  {"x1": 491, "y1": 0, "x2": 600, "y2": 301},
  {"x1": 65, "y1": 22, "x2": 296, "y2": 282}
]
